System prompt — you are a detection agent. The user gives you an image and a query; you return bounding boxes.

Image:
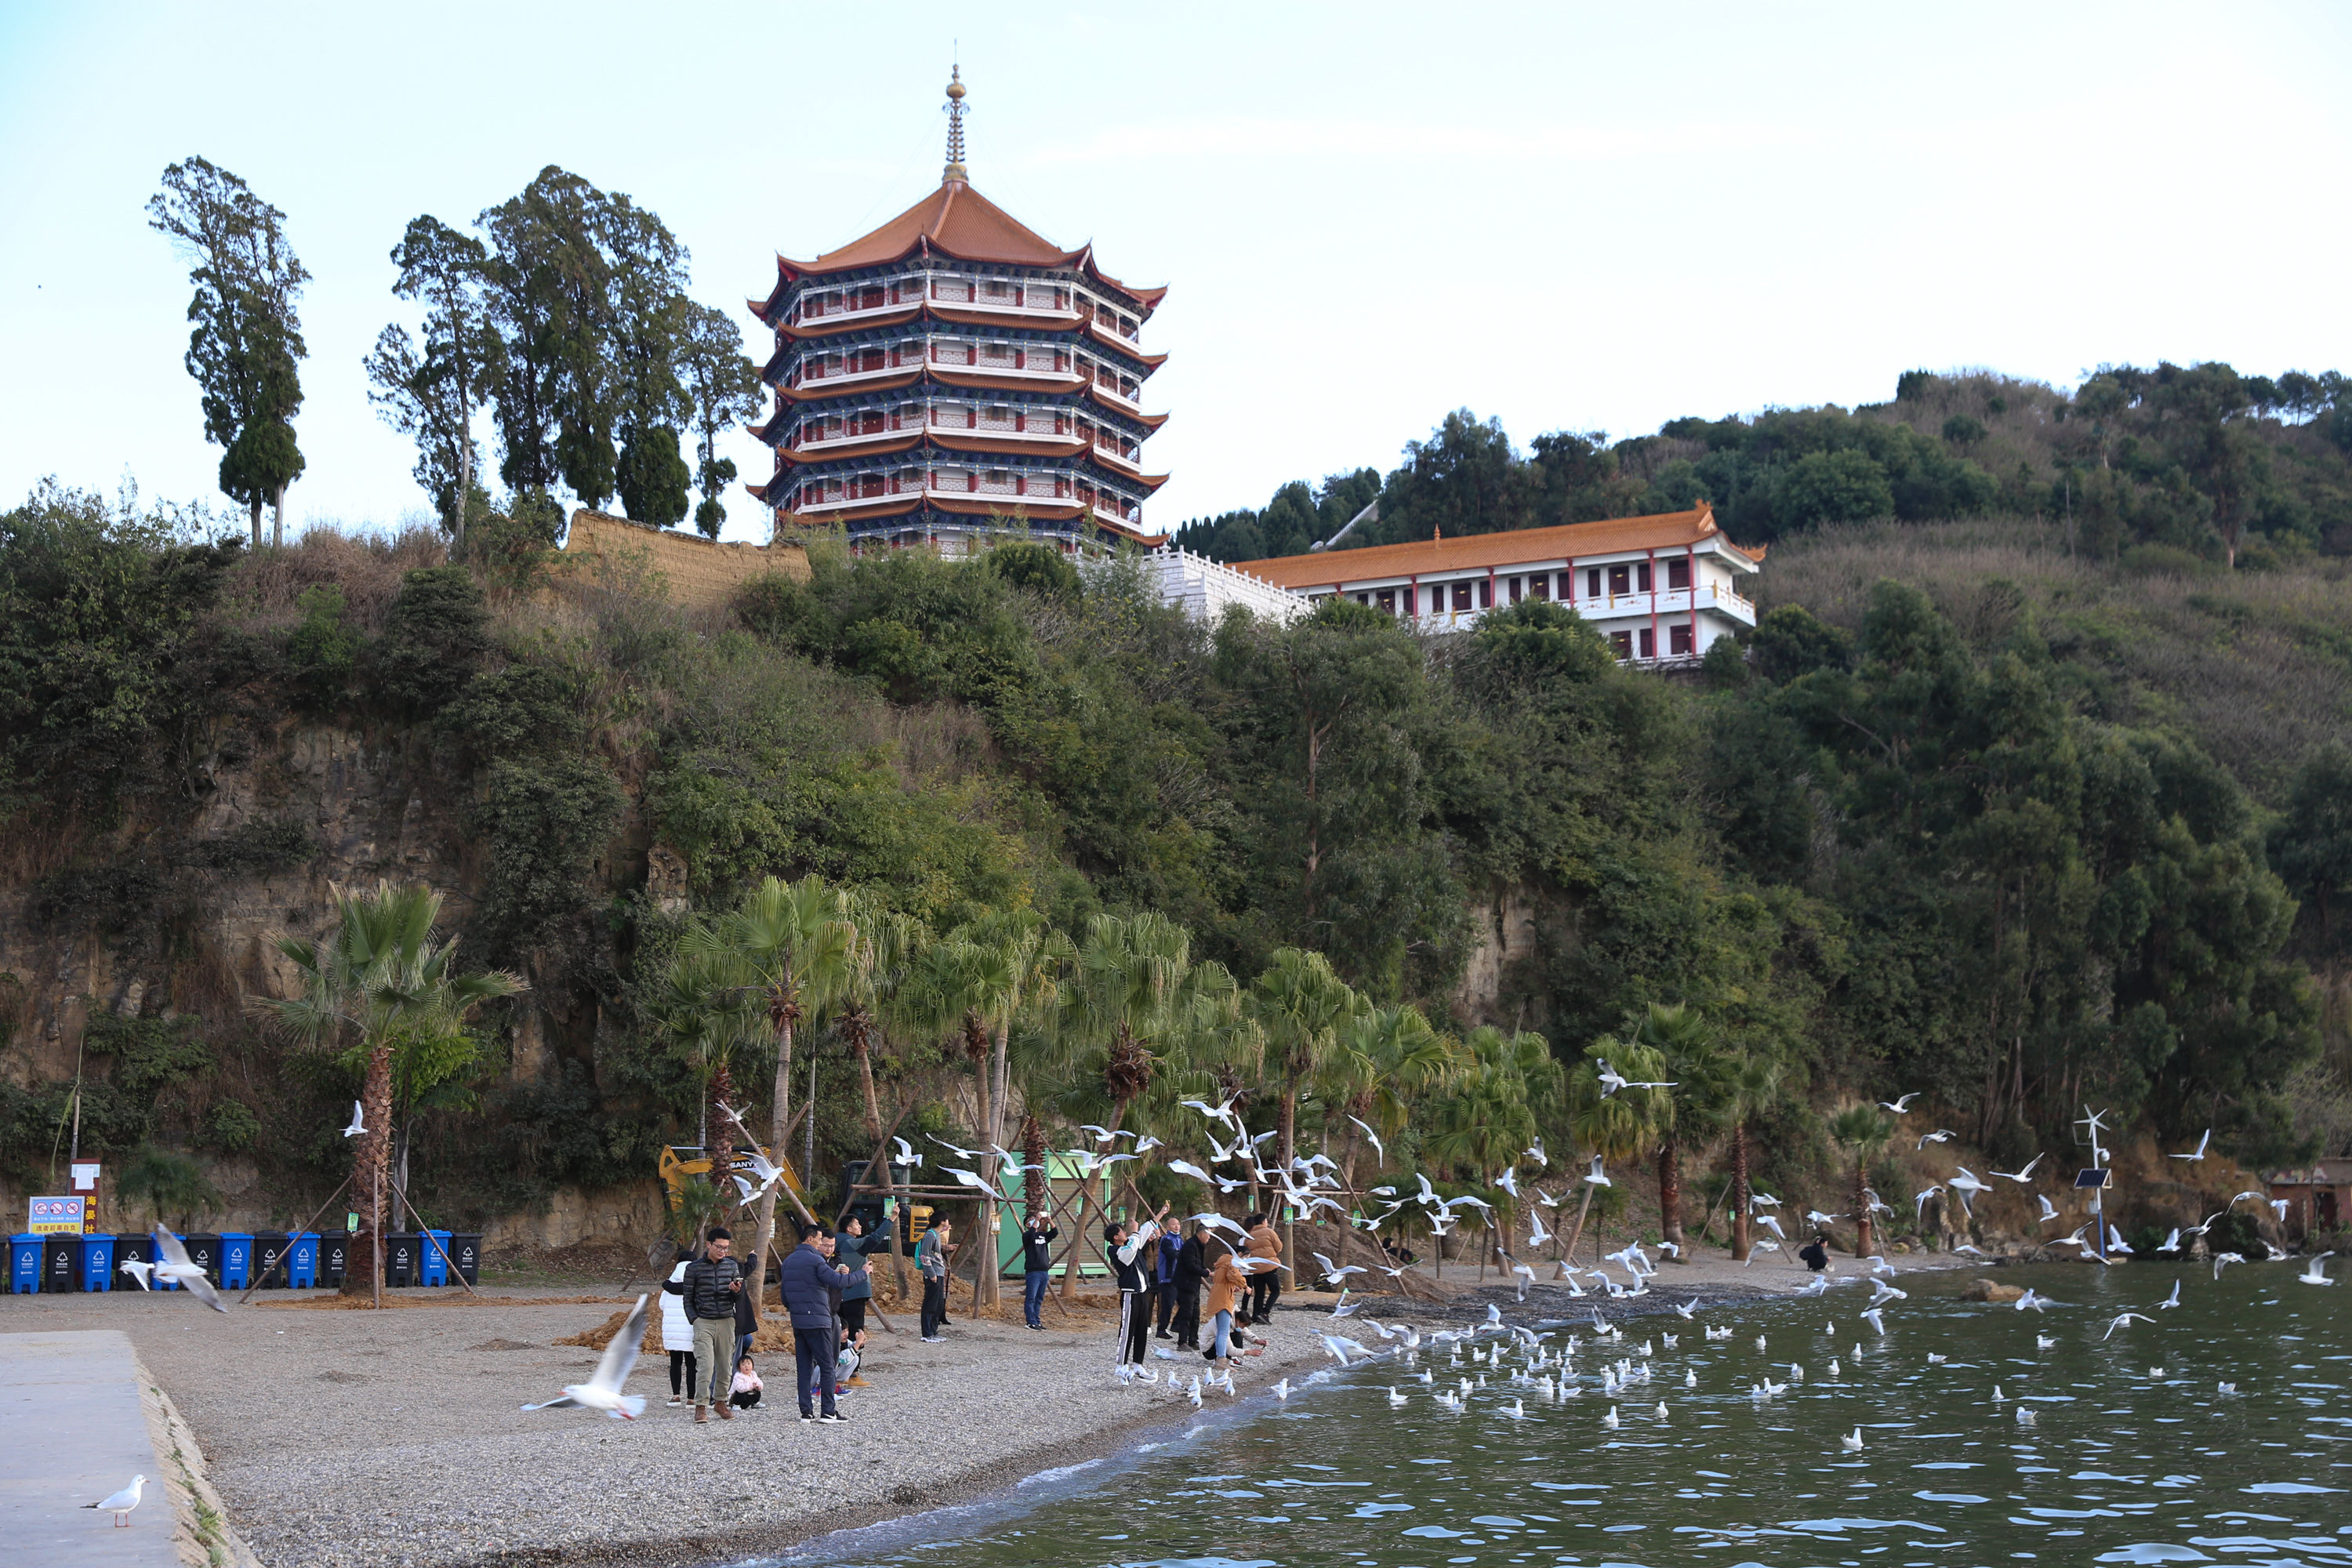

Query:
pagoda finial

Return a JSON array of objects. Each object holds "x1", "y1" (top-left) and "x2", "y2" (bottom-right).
[{"x1": 942, "y1": 64, "x2": 969, "y2": 183}]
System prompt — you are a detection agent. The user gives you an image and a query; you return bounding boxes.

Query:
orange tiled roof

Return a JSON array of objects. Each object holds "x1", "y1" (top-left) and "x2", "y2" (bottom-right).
[
  {"x1": 764, "y1": 182, "x2": 1167, "y2": 317},
  {"x1": 1236, "y1": 505, "x2": 1764, "y2": 590}
]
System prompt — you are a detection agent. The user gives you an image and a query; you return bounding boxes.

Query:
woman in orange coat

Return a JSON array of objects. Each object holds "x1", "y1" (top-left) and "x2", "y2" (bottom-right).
[{"x1": 1203, "y1": 1236, "x2": 1250, "y2": 1365}]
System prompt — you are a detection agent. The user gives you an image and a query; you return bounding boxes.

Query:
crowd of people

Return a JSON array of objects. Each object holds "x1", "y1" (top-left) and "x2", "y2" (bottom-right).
[{"x1": 652, "y1": 1201, "x2": 1292, "y2": 1425}]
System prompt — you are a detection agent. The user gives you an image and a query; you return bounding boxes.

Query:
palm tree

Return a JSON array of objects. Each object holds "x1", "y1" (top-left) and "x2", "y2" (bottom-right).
[
  {"x1": 1425, "y1": 1029, "x2": 1550, "y2": 1277},
  {"x1": 259, "y1": 881, "x2": 523, "y2": 1297},
  {"x1": 1828, "y1": 1105, "x2": 1896, "y2": 1258},
  {"x1": 1721, "y1": 1050, "x2": 1781, "y2": 1262},
  {"x1": 1244, "y1": 947, "x2": 1360, "y2": 1265},
  {"x1": 651, "y1": 939, "x2": 762, "y2": 1242},
  {"x1": 702, "y1": 876, "x2": 857, "y2": 1298},
  {"x1": 1049, "y1": 912, "x2": 1238, "y2": 1297},
  {"x1": 1620, "y1": 1003, "x2": 1733, "y2": 1260},
  {"x1": 909, "y1": 909, "x2": 1073, "y2": 1306},
  {"x1": 1559, "y1": 1038, "x2": 1671, "y2": 1271}
]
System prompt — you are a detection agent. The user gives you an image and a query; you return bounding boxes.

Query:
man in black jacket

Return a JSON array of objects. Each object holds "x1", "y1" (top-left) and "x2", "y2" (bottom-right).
[
  {"x1": 776, "y1": 1222, "x2": 848, "y2": 1423},
  {"x1": 1019, "y1": 1210, "x2": 1058, "y2": 1330},
  {"x1": 681, "y1": 1229, "x2": 745, "y2": 1424},
  {"x1": 1171, "y1": 1222, "x2": 1209, "y2": 1350}
]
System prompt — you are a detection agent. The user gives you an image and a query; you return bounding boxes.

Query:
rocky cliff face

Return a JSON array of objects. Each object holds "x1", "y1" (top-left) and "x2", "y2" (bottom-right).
[{"x1": 0, "y1": 706, "x2": 656, "y2": 1250}]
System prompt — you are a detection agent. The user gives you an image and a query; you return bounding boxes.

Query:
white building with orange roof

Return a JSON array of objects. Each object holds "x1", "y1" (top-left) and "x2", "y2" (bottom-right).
[{"x1": 1221, "y1": 503, "x2": 1764, "y2": 664}]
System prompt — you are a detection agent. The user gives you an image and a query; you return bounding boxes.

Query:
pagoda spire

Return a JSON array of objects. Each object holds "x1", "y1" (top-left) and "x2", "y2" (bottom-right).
[{"x1": 942, "y1": 65, "x2": 969, "y2": 184}]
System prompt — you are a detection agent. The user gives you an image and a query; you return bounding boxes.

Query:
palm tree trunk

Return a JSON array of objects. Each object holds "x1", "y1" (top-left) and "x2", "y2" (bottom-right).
[
  {"x1": 1730, "y1": 1121, "x2": 1751, "y2": 1262},
  {"x1": 1560, "y1": 1182, "x2": 1597, "y2": 1279},
  {"x1": 978, "y1": 1028, "x2": 1006, "y2": 1309},
  {"x1": 748, "y1": 1017, "x2": 794, "y2": 1303},
  {"x1": 1853, "y1": 1158, "x2": 1875, "y2": 1258},
  {"x1": 855, "y1": 1040, "x2": 882, "y2": 1144},
  {"x1": 709, "y1": 1058, "x2": 736, "y2": 1236},
  {"x1": 1657, "y1": 1134, "x2": 1684, "y2": 1258},
  {"x1": 1279, "y1": 1087, "x2": 1298, "y2": 1277},
  {"x1": 343, "y1": 1036, "x2": 396, "y2": 1298},
  {"x1": 1060, "y1": 1100, "x2": 1125, "y2": 1300}
]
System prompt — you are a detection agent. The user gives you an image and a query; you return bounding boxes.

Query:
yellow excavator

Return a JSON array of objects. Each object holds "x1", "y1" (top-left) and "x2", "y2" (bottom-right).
[{"x1": 659, "y1": 1140, "x2": 814, "y2": 1217}]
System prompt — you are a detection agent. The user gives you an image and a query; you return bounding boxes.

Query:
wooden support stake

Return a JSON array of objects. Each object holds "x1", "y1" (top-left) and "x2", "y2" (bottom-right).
[
  {"x1": 235, "y1": 1171, "x2": 356, "y2": 1305},
  {"x1": 387, "y1": 1178, "x2": 480, "y2": 1298}
]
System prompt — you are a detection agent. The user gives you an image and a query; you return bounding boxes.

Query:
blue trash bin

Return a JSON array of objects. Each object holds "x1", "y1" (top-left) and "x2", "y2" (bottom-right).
[
  {"x1": 78, "y1": 1234, "x2": 116, "y2": 1292},
  {"x1": 419, "y1": 1229, "x2": 452, "y2": 1287},
  {"x1": 219, "y1": 1232, "x2": 254, "y2": 1291},
  {"x1": 7, "y1": 1235, "x2": 39, "y2": 1294},
  {"x1": 285, "y1": 1232, "x2": 319, "y2": 1289}
]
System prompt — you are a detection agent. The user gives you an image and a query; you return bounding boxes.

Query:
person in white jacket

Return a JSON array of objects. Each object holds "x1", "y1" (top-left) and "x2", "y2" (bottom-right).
[{"x1": 658, "y1": 1247, "x2": 698, "y2": 1407}]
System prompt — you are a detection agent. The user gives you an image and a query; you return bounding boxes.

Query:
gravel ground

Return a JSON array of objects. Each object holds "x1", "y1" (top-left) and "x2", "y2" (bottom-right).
[
  {"x1": 2, "y1": 1247, "x2": 1977, "y2": 1567},
  {"x1": 4, "y1": 1284, "x2": 1330, "y2": 1568}
]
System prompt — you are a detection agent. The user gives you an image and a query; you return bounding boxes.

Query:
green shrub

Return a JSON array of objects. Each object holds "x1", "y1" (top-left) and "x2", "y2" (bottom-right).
[
  {"x1": 284, "y1": 583, "x2": 361, "y2": 706},
  {"x1": 374, "y1": 565, "x2": 489, "y2": 714},
  {"x1": 204, "y1": 1099, "x2": 263, "y2": 1153},
  {"x1": 27, "y1": 864, "x2": 163, "y2": 935},
  {"x1": 85, "y1": 1013, "x2": 214, "y2": 1097},
  {"x1": 183, "y1": 815, "x2": 317, "y2": 873}
]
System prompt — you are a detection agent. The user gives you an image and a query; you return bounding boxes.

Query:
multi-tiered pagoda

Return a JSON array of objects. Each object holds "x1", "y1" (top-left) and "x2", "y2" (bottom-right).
[{"x1": 748, "y1": 71, "x2": 1170, "y2": 552}]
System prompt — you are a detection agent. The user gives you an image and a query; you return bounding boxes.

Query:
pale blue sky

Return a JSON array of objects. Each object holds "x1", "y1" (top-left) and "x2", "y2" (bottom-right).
[{"x1": 2, "y1": 2, "x2": 2347, "y2": 541}]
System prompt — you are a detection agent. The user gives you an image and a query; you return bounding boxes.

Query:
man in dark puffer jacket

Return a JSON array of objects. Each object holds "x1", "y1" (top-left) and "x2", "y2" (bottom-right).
[{"x1": 681, "y1": 1229, "x2": 745, "y2": 1423}]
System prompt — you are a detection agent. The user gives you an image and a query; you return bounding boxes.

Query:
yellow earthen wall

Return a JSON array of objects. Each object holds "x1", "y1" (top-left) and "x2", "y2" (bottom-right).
[{"x1": 557, "y1": 510, "x2": 808, "y2": 611}]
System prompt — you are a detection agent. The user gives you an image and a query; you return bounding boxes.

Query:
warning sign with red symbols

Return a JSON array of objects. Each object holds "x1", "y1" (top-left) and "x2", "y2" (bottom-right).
[{"x1": 27, "y1": 1196, "x2": 85, "y2": 1234}]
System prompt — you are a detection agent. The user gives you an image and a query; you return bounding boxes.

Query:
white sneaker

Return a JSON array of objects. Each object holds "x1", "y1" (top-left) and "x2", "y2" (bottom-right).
[{"x1": 920, "y1": 1335, "x2": 946, "y2": 1344}]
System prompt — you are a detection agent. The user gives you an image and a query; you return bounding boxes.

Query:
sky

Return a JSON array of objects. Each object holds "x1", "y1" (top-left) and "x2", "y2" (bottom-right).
[{"x1": 2, "y1": 2, "x2": 2348, "y2": 543}]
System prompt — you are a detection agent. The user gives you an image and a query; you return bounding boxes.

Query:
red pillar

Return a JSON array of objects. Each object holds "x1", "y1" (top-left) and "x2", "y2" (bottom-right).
[{"x1": 1689, "y1": 544, "x2": 1700, "y2": 659}]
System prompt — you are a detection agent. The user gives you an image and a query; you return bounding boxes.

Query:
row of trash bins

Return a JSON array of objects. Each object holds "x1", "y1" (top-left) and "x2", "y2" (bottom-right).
[{"x1": 6, "y1": 1230, "x2": 483, "y2": 1294}]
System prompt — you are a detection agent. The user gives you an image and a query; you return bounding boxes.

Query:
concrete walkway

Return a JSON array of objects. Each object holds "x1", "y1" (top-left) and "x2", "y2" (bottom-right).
[{"x1": 0, "y1": 1330, "x2": 183, "y2": 1566}]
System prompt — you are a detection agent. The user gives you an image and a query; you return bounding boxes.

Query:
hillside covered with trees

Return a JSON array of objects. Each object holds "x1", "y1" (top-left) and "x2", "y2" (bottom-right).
[
  {"x1": 1174, "y1": 366, "x2": 2352, "y2": 572},
  {"x1": 5, "y1": 456, "x2": 2349, "y2": 1244}
]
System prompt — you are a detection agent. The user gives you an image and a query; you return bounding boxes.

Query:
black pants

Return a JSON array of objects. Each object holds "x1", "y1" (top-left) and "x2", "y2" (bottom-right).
[
  {"x1": 795, "y1": 1330, "x2": 837, "y2": 1416},
  {"x1": 668, "y1": 1349, "x2": 697, "y2": 1399},
  {"x1": 840, "y1": 1299, "x2": 867, "y2": 1342},
  {"x1": 1171, "y1": 1283, "x2": 1201, "y2": 1348},
  {"x1": 1154, "y1": 1283, "x2": 1178, "y2": 1334},
  {"x1": 1250, "y1": 1271, "x2": 1280, "y2": 1322},
  {"x1": 1117, "y1": 1288, "x2": 1154, "y2": 1367},
  {"x1": 729, "y1": 1386, "x2": 760, "y2": 1409},
  {"x1": 920, "y1": 1277, "x2": 946, "y2": 1338}
]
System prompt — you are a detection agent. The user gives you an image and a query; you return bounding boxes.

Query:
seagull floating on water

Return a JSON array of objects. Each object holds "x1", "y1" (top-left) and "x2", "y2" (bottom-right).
[{"x1": 1840, "y1": 1426, "x2": 1864, "y2": 1451}]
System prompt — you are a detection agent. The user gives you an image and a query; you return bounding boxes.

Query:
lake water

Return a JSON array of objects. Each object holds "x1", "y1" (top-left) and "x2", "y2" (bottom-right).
[{"x1": 764, "y1": 1262, "x2": 2351, "y2": 1568}]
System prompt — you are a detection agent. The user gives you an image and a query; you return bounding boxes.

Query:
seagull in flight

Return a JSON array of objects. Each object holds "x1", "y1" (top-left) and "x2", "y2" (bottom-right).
[
  {"x1": 890, "y1": 1136, "x2": 918, "y2": 1166},
  {"x1": 1944, "y1": 1167, "x2": 1991, "y2": 1215},
  {"x1": 2213, "y1": 1252, "x2": 2245, "y2": 1282},
  {"x1": 1913, "y1": 1185, "x2": 1944, "y2": 1219},
  {"x1": 2169, "y1": 1128, "x2": 2212, "y2": 1162},
  {"x1": 1916, "y1": 1129, "x2": 1956, "y2": 1149},
  {"x1": 1584, "y1": 1155, "x2": 1610, "y2": 1188},
  {"x1": 150, "y1": 1230, "x2": 225, "y2": 1312},
  {"x1": 1346, "y1": 1115, "x2": 1385, "y2": 1166},
  {"x1": 2102, "y1": 1310, "x2": 2157, "y2": 1341},
  {"x1": 1991, "y1": 1154, "x2": 2043, "y2": 1184},
  {"x1": 341, "y1": 1101, "x2": 366, "y2": 1138},
  {"x1": 2157, "y1": 1278, "x2": 2182, "y2": 1309},
  {"x1": 1312, "y1": 1252, "x2": 1367, "y2": 1284},
  {"x1": 2298, "y1": 1254, "x2": 2335, "y2": 1286},
  {"x1": 1879, "y1": 1092, "x2": 1921, "y2": 1114},
  {"x1": 929, "y1": 1133, "x2": 983, "y2": 1161},
  {"x1": 1525, "y1": 1138, "x2": 1548, "y2": 1167},
  {"x1": 522, "y1": 1294, "x2": 650, "y2": 1418},
  {"x1": 2034, "y1": 1193, "x2": 2060, "y2": 1224},
  {"x1": 2013, "y1": 1287, "x2": 2052, "y2": 1312}
]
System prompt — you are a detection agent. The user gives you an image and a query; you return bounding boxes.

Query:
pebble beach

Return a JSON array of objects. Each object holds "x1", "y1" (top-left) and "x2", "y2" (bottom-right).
[{"x1": 3, "y1": 1247, "x2": 1976, "y2": 1566}]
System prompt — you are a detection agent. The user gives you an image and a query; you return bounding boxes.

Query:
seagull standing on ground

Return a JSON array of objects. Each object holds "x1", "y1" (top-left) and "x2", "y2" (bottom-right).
[
  {"x1": 83, "y1": 1475, "x2": 143, "y2": 1527},
  {"x1": 521, "y1": 1294, "x2": 651, "y2": 1417}
]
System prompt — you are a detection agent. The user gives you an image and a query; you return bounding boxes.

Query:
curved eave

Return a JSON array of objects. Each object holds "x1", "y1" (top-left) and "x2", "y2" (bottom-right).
[
  {"x1": 927, "y1": 303, "x2": 1083, "y2": 333},
  {"x1": 930, "y1": 366, "x2": 1087, "y2": 395},
  {"x1": 1083, "y1": 320, "x2": 1167, "y2": 366},
  {"x1": 1081, "y1": 452, "x2": 1170, "y2": 492},
  {"x1": 772, "y1": 370, "x2": 926, "y2": 404},
  {"x1": 1083, "y1": 385, "x2": 1170, "y2": 427},
  {"x1": 1095, "y1": 514, "x2": 1172, "y2": 546},
  {"x1": 771, "y1": 433, "x2": 929, "y2": 467},
  {"x1": 772, "y1": 306, "x2": 925, "y2": 342},
  {"x1": 927, "y1": 431, "x2": 1088, "y2": 458}
]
